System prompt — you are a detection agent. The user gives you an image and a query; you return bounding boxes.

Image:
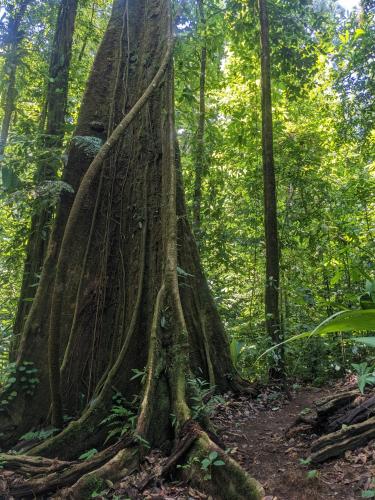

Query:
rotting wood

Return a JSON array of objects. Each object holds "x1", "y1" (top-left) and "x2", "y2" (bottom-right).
[{"x1": 310, "y1": 415, "x2": 375, "y2": 463}]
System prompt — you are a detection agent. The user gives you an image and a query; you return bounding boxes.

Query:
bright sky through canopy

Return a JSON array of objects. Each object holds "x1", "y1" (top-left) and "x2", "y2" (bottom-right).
[{"x1": 338, "y1": 0, "x2": 360, "y2": 9}]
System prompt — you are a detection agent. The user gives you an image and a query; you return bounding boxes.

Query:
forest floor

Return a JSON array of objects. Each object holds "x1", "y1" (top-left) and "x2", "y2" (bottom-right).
[
  {"x1": 212, "y1": 379, "x2": 375, "y2": 500},
  {"x1": 127, "y1": 378, "x2": 375, "y2": 500},
  {"x1": 2, "y1": 379, "x2": 375, "y2": 499}
]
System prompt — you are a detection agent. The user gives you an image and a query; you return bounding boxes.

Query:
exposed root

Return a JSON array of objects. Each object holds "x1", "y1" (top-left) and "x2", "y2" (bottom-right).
[
  {"x1": 1, "y1": 419, "x2": 263, "y2": 500},
  {"x1": 182, "y1": 427, "x2": 264, "y2": 500},
  {"x1": 1, "y1": 437, "x2": 134, "y2": 497},
  {"x1": 28, "y1": 405, "x2": 109, "y2": 459},
  {"x1": 139, "y1": 419, "x2": 201, "y2": 491},
  {"x1": 53, "y1": 447, "x2": 139, "y2": 499},
  {"x1": 0, "y1": 453, "x2": 69, "y2": 475}
]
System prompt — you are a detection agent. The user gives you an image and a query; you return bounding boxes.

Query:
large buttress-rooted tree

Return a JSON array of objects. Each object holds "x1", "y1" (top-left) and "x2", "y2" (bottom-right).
[
  {"x1": 0, "y1": 0, "x2": 262, "y2": 497},
  {"x1": 11, "y1": 0, "x2": 79, "y2": 354}
]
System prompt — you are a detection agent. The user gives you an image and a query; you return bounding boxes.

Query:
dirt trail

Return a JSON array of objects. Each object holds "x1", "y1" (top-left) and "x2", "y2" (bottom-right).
[{"x1": 213, "y1": 384, "x2": 375, "y2": 500}]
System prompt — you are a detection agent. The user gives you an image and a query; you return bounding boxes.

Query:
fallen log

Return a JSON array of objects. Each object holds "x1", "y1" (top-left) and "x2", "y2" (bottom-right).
[
  {"x1": 327, "y1": 395, "x2": 375, "y2": 432},
  {"x1": 310, "y1": 415, "x2": 375, "y2": 463},
  {"x1": 315, "y1": 390, "x2": 358, "y2": 426},
  {"x1": 288, "y1": 390, "x2": 359, "y2": 433}
]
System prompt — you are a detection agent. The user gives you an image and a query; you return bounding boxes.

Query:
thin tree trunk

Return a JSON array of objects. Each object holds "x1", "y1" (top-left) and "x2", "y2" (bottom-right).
[
  {"x1": 258, "y1": 0, "x2": 283, "y2": 377},
  {"x1": 11, "y1": 0, "x2": 79, "y2": 357},
  {"x1": 0, "y1": 0, "x2": 31, "y2": 188},
  {"x1": 192, "y1": 0, "x2": 207, "y2": 242}
]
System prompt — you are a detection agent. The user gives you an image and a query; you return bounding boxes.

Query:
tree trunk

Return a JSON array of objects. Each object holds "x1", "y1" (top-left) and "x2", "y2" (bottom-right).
[
  {"x1": 0, "y1": 3, "x2": 262, "y2": 497},
  {"x1": 258, "y1": 0, "x2": 283, "y2": 377},
  {"x1": 11, "y1": 0, "x2": 79, "y2": 358},
  {"x1": 192, "y1": 0, "x2": 207, "y2": 243},
  {"x1": 0, "y1": 0, "x2": 31, "y2": 189}
]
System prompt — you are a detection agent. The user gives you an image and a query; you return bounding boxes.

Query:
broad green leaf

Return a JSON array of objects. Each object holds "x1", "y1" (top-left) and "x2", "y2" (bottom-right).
[
  {"x1": 201, "y1": 458, "x2": 211, "y2": 470},
  {"x1": 213, "y1": 460, "x2": 225, "y2": 466},
  {"x1": 79, "y1": 448, "x2": 98, "y2": 461},
  {"x1": 352, "y1": 337, "x2": 375, "y2": 348},
  {"x1": 362, "y1": 491, "x2": 375, "y2": 498},
  {"x1": 307, "y1": 469, "x2": 318, "y2": 479},
  {"x1": 258, "y1": 310, "x2": 375, "y2": 361}
]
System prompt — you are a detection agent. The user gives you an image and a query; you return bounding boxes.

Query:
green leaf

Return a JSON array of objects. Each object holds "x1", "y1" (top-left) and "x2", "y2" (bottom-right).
[
  {"x1": 307, "y1": 469, "x2": 318, "y2": 479},
  {"x1": 230, "y1": 339, "x2": 244, "y2": 367},
  {"x1": 258, "y1": 310, "x2": 375, "y2": 361},
  {"x1": 213, "y1": 460, "x2": 225, "y2": 466},
  {"x1": 201, "y1": 458, "x2": 211, "y2": 470},
  {"x1": 79, "y1": 448, "x2": 98, "y2": 461},
  {"x1": 130, "y1": 368, "x2": 145, "y2": 381},
  {"x1": 308, "y1": 310, "x2": 375, "y2": 335},
  {"x1": 209, "y1": 451, "x2": 218, "y2": 461},
  {"x1": 354, "y1": 28, "x2": 365, "y2": 40},
  {"x1": 362, "y1": 491, "x2": 375, "y2": 498},
  {"x1": 358, "y1": 375, "x2": 367, "y2": 394}
]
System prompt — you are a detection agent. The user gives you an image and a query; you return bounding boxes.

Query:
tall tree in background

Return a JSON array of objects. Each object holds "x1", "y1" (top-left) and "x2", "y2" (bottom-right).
[
  {"x1": 0, "y1": 0, "x2": 262, "y2": 497},
  {"x1": 0, "y1": 0, "x2": 31, "y2": 188},
  {"x1": 258, "y1": 0, "x2": 283, "y2": 376},
  {"x1": 192, "y1": 0, "x2": 207, "y2": 242},
  {"x1": 11, "y1": 0, "x2": 79, "y2": 356}
]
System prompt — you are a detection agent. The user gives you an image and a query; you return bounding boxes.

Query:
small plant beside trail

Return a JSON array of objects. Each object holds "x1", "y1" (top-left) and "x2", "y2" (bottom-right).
[
  {"x1": 352, "y1": 362, "x2": 375, "y2": 394},
  {"x1": 177, "y1": 450, "x2": 225, "y2": 481},
  {"x1": 199, "y1": 450, "x2": 225, "y2": 480},
  {"x1": 100, "y1": 392, "x2": 137, "y2": 444},
  {"x1": 187, "y1": 376, "x2": 224, "y2": 421}
]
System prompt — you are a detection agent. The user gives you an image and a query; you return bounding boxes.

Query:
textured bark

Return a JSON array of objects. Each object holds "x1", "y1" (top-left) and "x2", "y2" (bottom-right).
[
  {"x1": 192, "y1": 0, "x2": 207, "y2": 242},
  {"x1": 0, "y1": 0, "x2": 246, "y2": 451},
  {"x1": 0, "y1": 1, "x2": 261, "y2": 497},
  {"x1": 0, "y1": 437, "x2": 135, "y2": 497},
  {"x1": 11, "y1": 0, "x2": 79, "y2": 357},
  {"x1": 258, "y1": 0, "x2": 283, "y2": 376}
]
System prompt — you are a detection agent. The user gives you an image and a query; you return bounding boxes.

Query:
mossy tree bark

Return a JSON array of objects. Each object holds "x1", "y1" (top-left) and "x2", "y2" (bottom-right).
[
  {"x1": 11, "y1": 0, "x2": 79, "y2": 356},
  {"x1": 0, "y1": 0, "x2": 262, "y2": 497}
]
